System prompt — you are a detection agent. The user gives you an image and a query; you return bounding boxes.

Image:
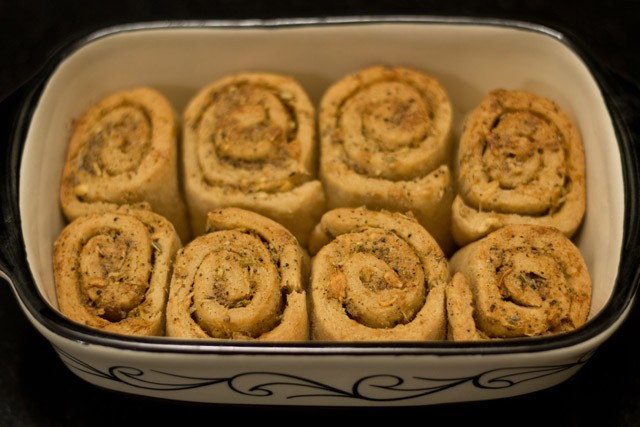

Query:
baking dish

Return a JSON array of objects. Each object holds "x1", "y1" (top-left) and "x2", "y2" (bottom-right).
[{"x1": 0, "y1": 15, "x2": 638, "y2": 406}]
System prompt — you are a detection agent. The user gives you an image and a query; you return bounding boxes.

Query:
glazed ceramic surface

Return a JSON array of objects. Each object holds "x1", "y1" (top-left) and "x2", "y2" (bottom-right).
[{"x1": 1, "y1": 16, "x2": 638, "y2": 406}]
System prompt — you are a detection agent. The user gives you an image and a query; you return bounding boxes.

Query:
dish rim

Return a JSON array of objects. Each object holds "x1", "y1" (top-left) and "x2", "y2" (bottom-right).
[{"x1": 3, "y1": 14, "x2": 639, "y2": 357}]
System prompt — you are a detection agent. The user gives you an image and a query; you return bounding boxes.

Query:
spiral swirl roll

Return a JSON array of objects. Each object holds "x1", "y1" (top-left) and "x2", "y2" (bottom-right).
[
  {"x1": 59, "y1": 87, "x2": 191, "y2": 242},
  {"x1": 182, "y1": 73, "x2": 326, "y2": 246},
  {"x1": 452, "y1": 89, "x2": 586, "y2": 247},
  {"x1": 447, "y1": 224, "x2": 591, "y2": 340},
  {"x1": 166, "y1": 207, "x2": 309, "y2": 341},
  {"x1": 319, "y1": 65, "x2": 455, "y2": 254},
  {"x1": 53, "y1": 205, "x2": 181, "y2": 336},
  {"x1": 308, "y1": 207, "x2": 448, "y2": 341}
]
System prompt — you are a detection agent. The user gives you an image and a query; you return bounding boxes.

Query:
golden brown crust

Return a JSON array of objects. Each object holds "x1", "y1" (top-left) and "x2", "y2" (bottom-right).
[
  {"x1": 59, "y1": 87, "x2": 192, "y2": 242},
  {"x1": 182, "y1": 73, "x2": 326, "y2": 246},
  {"x1": 318, "y1": 65, "x2": 455, "y2": 254},
  {"x1": 166, "y1": 207, "x2": 309, "y2": 341},
  {"x1": 53, "y1": 205, "x2": 181, "y2": 336},
  {"x1": 447, "y1": 224, "x2": 592, "y2": 339},
  {"x1": 452, "y1": 89, "x2": 586, "y2": 247},
  {"x1": 308, "y1": 207, "x2": 448, "y2": 341}
]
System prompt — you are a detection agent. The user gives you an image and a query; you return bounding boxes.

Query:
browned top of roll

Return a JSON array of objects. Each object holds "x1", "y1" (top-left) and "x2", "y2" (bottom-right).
[
  {"x1": 459, "y1": 89, "x2": 584, "y2": 211},
  {"x1": 448, "y1": 223, "x2": 592, "y2": 339},
  {"x1": 58, "y1": 86, "x2": 192, "y2": 241},
  {"x1": 60, "y1": 86, "x2": 178, "y2": 208},
  {"x1": 320, "y1": 65, "x2": 453, "y2": 181},
  {"x1": 453, "y1": 89, "x2": 586, "y2": 245},
  {"x1": 183, "y1": 72, "x2": 317, "y2": 193},
  {"x1": 53, "y1": 205, "x2": 181, "y2": 336},
  {"x1": 166, "y1": 207, "x2": 309, "y2": 341},
  {"x1": 308, "y1": 207, "x2": 448, "y2": 341}
]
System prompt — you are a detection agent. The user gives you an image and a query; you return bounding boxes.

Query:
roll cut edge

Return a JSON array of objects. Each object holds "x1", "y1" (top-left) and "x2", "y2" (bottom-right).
[
  {"x1": 59, "y1": 87, "x2": 192, "y2": 243},
  {"x1": 166, "y1": 207, "x2": 309, "y2": 341},
  {"x1": 452, "y1": 89, "x2": 586, "y2": 247},
  {"x1": 319, "y1": 65, "x2": 455, "y2": 254},
  {"x1": 446, "y1": 224, "x2": 592, "y2": 340},
  {"x1": 182, "y1": 72, "x2": 326, "y2": 247},
  {"x1": 308, "y1": 207, "x2": 448, "y2": 341},
  {"x1": 53, "y1": 205, "x2": 182, "y2": 336}
]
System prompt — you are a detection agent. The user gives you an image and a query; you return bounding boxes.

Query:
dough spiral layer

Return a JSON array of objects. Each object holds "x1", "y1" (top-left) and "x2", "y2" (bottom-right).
[
  {"x1": 446, "y1": 224, "x2": 592, "y2": 340},
  {"x1": 182, "y1": 73, "x2": 326, "y2": 246},
  {"x1": 452, "y1": 89, "x2": 586, "y2": 247},
  {"x1": 166, "y1": 207, "x2": 309, "y2": 341},
  {"x1": 308, "y1": 207, "x2": 448, "y2": 341},
  {"x1": 53, "y1": 205, "x2": 181, "y2": 336},
  {"x1": 319, "y1": 65, "x2": 455, "y2": 254},
  {"x1": 59, "y1": 87, "x2": 191, "y2": 242}
]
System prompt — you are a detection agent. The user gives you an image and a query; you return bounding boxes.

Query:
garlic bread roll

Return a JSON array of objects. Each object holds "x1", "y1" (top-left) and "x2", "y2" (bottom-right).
[
  {"x1": 59, "y1": 87, "x2": 191, "y2": 242},
  {"x1": 447, "y1": 224, "x2": 592, "y2": 340},
  {"x1": 182, "y1": 73, "x2": 326, "y2": 246},
  {"x1": 319, "y1": 65, "x2": 455, "y2": 254},
  {"x1": 166, "y1": 207, "x2": 309, "y2": 341},
  {"x1": 308, "y1": 207, "x2": 448, "y2": 341},
  {"x1": 53, "y1": 205, "x2": 181, "y2": 336},
  {"x1": 452, "y1": 89, "x2": 586, "y2": 247}
]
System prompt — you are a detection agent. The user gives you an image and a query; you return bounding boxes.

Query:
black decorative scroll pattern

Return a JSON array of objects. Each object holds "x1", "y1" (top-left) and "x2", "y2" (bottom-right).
[{"x1": 56, "y1": 347, "x2": 594, "y2": 402}]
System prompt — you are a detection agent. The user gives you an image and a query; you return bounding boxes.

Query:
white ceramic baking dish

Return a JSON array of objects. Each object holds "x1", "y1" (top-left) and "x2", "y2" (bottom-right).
[{"x1": 1, "y1": 16, "x2": 639, "y2": 407}]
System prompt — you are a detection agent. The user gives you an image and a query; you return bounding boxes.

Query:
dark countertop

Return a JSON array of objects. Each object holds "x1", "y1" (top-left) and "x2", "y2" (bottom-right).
[{"x1": 1, "y1": 1, "x2": 639, "y2": 426}]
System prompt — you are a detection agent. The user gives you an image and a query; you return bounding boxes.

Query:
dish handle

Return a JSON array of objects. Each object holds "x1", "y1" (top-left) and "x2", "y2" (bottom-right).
[
  {"x1": 605, "y1": 68, "x2": 640, "y2": 198},
  {"x1": 0, "y1": 86, "x2": 29, "y2": 286},
  {"x1": 603, "y1": 68, "x2": 640, "y2": 296}
]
